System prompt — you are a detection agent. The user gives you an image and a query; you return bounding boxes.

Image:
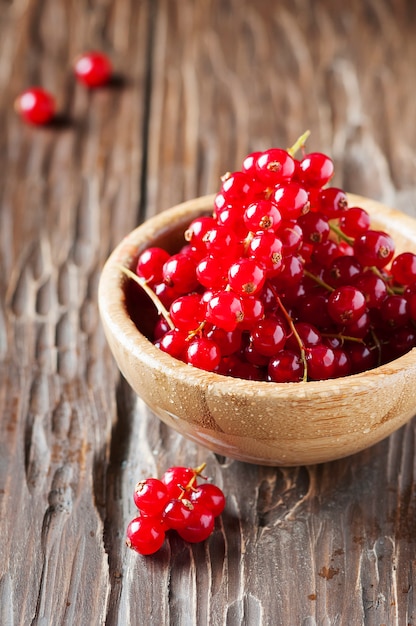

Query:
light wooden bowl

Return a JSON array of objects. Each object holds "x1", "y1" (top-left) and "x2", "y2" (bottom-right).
[{"x1": 98, "y1": 194, "x2": 416, "y2": 466}]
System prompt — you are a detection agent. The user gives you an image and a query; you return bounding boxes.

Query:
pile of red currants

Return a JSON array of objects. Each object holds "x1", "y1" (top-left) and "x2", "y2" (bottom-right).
[
  {"x1": 132, "y1": 133, "x2": 416, "y2": 383},
  {"x1": 126, "y1": 463, "x2": 225, "y2": 555}
]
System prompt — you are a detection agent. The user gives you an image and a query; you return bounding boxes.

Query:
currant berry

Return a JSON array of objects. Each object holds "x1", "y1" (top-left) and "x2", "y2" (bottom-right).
[
  {"x1": 391, "y1": 252, "x2": 416, "y2": 286},
  {"x1": 205, "y1": 290, "x2": 244, "y2": 331},
  {"x1": 133, "y1": 478, "x2": 169, "y2": 516},
  {"x1": 250, "y1": 317, "x2": 287, "y2": 357},
  {"x1": 340, "y1": 206, "x2": 370, "y2": 237},
  {"x1": 126, "y1": 516, "x2": 166, "y2": 555},
  {"x1": 136, "y1": 247, "x2": 170, "y2": 284},
  {"x1": 228, "y1": 258, "x2": 266, "y2": 296},
  {"x1": 243, "y1": 200, "x2": 282, "y2": 232},
  {"x1": 189, "y1": 483, "x2": 226, "y2": 516},
  {"x1": 268, "y1": 350, "x2": 304, "y2": 383},
  {"x1": 186, "y1": 337, "x2": 221, "y2": 371},
  {"x1": 298, "y1": 152, "x2": 334, "y2": 188},
  {"x1": 162, "y1": 253, "x2": 199, "y2": 293},
  {"x1": 169, "y1": 294, "x2": 203, "y2": 331},
  {"x1": 162, "y1": 498, "x2": 194, "y2": 530},
  {"x1": 318, "y1": 187, "x2": 348, "y2": 218},
  {"x1": 161, "y1": 466, "x2": 198, "y2": 499},
  {"x1": 354, "y1": 230, "x2": 395, "y2": 269},
  {"x1": 15, "y1": 87, "x2": 56, "y2": 125},
  {"x1": 327, "y1": 286, "x2": 367, "y2": 325},
  {"x1": 306, "y1": 345, "x2": 336, "y2": 380},
  {"x1": 273, "y1": 182, "x2": 310, "y2": 220},
  {"x1": 74, "y1": 51, "x2": 112, "y2": 87},
  {"x1": 177, "y1": 504, "x2": 215, "y2": 543},
  {"x1": 158, "y1": 329, "x2": 188, "y2": 359},
  {"x1": 255, "y1": 148, "x2": 296, "y2": 185}
]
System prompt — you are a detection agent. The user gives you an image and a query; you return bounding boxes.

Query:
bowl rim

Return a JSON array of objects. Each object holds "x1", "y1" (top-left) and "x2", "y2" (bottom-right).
[{"x1": 98, "y1": 193, "x2": 416, "y2": 398}]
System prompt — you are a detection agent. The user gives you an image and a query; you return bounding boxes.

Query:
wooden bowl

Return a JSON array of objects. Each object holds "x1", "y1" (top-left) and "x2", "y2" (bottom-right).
[{"x1": 98, "y1": 194, "x2": 416, "y2": 466}]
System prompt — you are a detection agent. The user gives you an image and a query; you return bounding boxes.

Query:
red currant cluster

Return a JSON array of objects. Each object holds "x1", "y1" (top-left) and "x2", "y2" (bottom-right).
[
  {"x1": 126, "y1": 463, "x2": 225, "y2": 555},
  {"x1": 131, "y1": 132, "x2": 416, "y2": 382},
  {"x1": 15, "y1": 51, "x2": 112, "y2": 125}
]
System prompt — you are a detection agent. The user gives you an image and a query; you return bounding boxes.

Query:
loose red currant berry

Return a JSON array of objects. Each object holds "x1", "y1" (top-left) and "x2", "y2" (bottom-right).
[
  {"x1": 126, "y1": 516, "x2": 166, "y2": 555},
  {"x1": 15, "y1": 87, "x2": 56, "y2": 125},
  {"x1": 74, "y1": 51, "x2": 112, "y2": 87},
  {"x1": 189, "y1": 483, "x2": 226, "y2": 516},
  {"x1": 133, "y1": 478, "x2": 169, "y2": 516},
  {"x1": 177, "y1": 504, "x2": 215, "y2": 543},
  {"x1": 161, "y1": 466, "x2": 198, "y2": 499},
  {"x1": 162, "y1": 498, "x2": 194, "y2": 530}
]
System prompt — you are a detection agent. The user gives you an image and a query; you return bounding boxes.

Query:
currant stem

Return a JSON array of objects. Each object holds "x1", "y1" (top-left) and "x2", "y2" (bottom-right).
[
  {"x1": 329, "y1": 222, "x2": 355, "y2": 246},
  {"x1": 303, "y1": 269, "x2": 335, "y2": 292},
  {"x1": 178, "y1": 462, "x2": 207, "y2": 500},
  {"x1": 287, "y1": 130, "x2": 311, "y2": 158},
  {"x1": 267, "y1": 280, "x2": 308, "y2": 382},
  {"x1": 116, "y1": 264, "x2": 175, "y2": 330},
  {"x1": 369, "y1": 266, "x2": 396, "y2": 296}
]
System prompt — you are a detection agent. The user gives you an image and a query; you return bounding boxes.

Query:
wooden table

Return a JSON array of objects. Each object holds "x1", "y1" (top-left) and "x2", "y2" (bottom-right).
[{"x1": 1, "y1": 1, "x2": 416, "y2": 624}]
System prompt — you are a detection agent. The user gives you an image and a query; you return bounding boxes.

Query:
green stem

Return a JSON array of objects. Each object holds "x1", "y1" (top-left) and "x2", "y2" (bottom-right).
[
  {"x1": 267, "y1": 280, "x2": 308, "y2": 382},
  {"x1": 288, "y1": 130, "x2": 311, "y2": 158},
  {"x1": 329, "y1": 222, "x2": 354, "y2": 246},
  {"x1": 116, "y1": 264, "x2": 175, "y2": 330},
  {"x1": 303, "y1": 269, "x2": 335, "y2": 292}
]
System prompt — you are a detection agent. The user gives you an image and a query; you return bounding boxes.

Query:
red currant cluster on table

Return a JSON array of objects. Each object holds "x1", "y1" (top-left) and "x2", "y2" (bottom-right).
[
  {"x1": 15, "y1": 51, "x2": 112, "y2": 125},
  {"x1": 126, "y1": 463, "x2": 225, "y2": 555},
  {"x1": 132, "y1": 133, "x2": 416, "y2": 383}
]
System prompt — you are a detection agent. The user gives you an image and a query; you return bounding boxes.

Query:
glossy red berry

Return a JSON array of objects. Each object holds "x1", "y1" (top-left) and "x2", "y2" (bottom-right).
[
  {"x1": 177, "y1": 504, "x2": 215, "y2": 543},
  {"x1": 298, "y1": 152, "x2": 334, "y2": 188},
  {"x1": 391, "y1": 252, "x2": 416, "y2": 286},
  {"x1": 136, "y1": 247, "x2": 170, "y2": 284},
  {"x1": 268, "y1": 350, "x2": 304, "y2": 382},
  {"x1": 327, "y1": 286, "x2": 367, "y2": 325},
  {"x1": 189, "y1": 483, "x2": 226, "y2": 516},
  {"x1": 186, "y1": 337, "x2": 221, "y2": 371},
  {"x1": 354, "y1": 230, "x2": 395, "y2": 269},
  {"x1": 205, "y1": 290, "x2": 244, "y2": 331},
  {"x1": 255, "y1": 149, "x2": 296, "y2": 185},
  {"x1": 161, "y1": 466, "x2": 198, "y2": 499},
  {"x1": 74, "y1": 51, "x2": 112, "y2": 87},
  {"x1": 126, "y1": 516, "x2": 166, "y2": 555},
  {"x1": 15, "y1": 87, "x2": 56, "y2": 125},
  {"x1": 162, "y1": 498, "x2": 194, "y2": 530},
  {"x1": 133, "y1": 478, "x2": 169, "y2": 516}
]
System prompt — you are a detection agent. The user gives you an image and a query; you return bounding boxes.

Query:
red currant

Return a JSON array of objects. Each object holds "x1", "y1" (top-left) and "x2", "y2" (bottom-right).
[
  {"x1": 126, "y1": 516, "x2": 166, "y2": 555},
  {"x1": 74, "y1": 51, "x2": 112, "y2": 87},
  {"x1": 189, "y1": 483, "x2": 226, "y2": 516},
  {"x1": 133, "y1": 478, "x2": 169, "y2": 516},
  {"x1": 15, "y1": 87, "x2": 56, "y2": 125},
  {"x1": 177, "y1": 504, "x2": 215, "y2": 543}
]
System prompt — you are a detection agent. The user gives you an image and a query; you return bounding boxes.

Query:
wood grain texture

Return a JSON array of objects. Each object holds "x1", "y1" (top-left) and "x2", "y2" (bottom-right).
[{"x1": 1, "y1": 0, "x2": 416, "y2": 624}]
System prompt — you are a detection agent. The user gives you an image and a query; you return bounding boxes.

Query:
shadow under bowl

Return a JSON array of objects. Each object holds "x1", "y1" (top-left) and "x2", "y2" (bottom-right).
[{"x1": 98, "y1": 194, "x2": 416, "y2": 466}]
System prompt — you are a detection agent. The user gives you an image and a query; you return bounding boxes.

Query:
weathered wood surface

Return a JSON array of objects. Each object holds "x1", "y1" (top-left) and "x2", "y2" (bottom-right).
[{"x1": 1, "y1": 1, "x2": 416, "y2": 624}]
